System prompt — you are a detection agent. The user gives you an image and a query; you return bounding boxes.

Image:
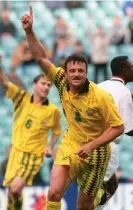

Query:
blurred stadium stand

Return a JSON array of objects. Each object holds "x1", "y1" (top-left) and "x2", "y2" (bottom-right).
[{"x1": 0, "y1": 0, "x2": 133, "y2": 185}]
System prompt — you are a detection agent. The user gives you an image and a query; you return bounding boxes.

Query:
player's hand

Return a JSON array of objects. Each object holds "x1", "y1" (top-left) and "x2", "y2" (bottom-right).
[
  {"x1": 44, "y1": 145, "x2": 53, "y2": 158},
  {"x1": 21, "y1": 5, "x2": 33, "y2": 31},
  {"x1": 75, "y1": 143, "x2": 93, "y2": 158}
]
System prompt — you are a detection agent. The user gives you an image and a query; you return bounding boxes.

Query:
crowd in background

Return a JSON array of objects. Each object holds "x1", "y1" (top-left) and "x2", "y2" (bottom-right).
[{"x1": 0, "y1": 0, "x2": 133, "y2": 186}]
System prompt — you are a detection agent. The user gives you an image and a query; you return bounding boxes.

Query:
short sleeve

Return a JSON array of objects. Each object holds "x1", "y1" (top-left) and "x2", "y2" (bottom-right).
[
  {"x1": 6, "y1": 82, "x2": 26, "y2": 107},
  {"x1": 47, "y1": 65, "x2": 67, "y2": 96},
  {"x1": 119, "y1": 94, "x2": 133, "y2": 133},
  {"x1": 51, "y1": 108, "x2": 62, "y2": 135},
  {"x1": 98, "y1": 91, "x2": 123, "y2": 127},
  {"x1": 47, "y1": 64, "x2": 63, "y2": 81}
]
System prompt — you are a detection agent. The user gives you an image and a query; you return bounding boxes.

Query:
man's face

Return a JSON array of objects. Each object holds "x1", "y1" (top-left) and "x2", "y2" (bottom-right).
[
  {"x1": 33, "y1": 77, "x2": 52, "y2": 98},
  {"x1": 65, "y1": 61, "x2": 87, "y2": 89}
]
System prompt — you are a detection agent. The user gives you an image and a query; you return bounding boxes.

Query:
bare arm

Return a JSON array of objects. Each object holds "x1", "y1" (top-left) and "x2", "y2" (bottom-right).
[
  {"x1": 49, "y1": 133, "x2": 60, "y2": 149},
  {"x1": 25, "y1": 30, "x2": 47, "y2": 59},
  {"x1": 89, "y1": 125, "x2": 124, "y2": 150},
  {"x1": 22, "y1": 6, "x2": 47, "y2": 59},
  {"x1": 21, "y1": 6, "x2": 52, "y2": 74},
  {"x1": 44, "y1": 108, "x2": 61, "y2": 157},
  {"x1": 76, "y1": 125, "x2": 124, "y2": 158},
  {"x1": 0, "y1": 55, "x2": 9, "y2": 90},
  {"x1": 44, "y1": 134, "x2": 60, "y2": 157}
]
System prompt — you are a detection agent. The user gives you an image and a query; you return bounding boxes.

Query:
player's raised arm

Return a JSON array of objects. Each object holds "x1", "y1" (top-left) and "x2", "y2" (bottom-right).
[
  {"x1": 0, "y1": 55, "x2": 9, "y2": 90},
  {"x1": 21, "y1": 6, "x2": 52, "y2": 75},
  {"x1": 0, "y1": 54, "x2": 26, "y2": 105}
]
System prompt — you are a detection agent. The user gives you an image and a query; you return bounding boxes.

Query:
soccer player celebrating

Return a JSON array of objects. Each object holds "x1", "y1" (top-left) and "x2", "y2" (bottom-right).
[
  {"x1": 0, "y1": 55, "x2": 61, "y2": 210},
  {"x1": 94, "y1": 56, "x2": 133, "y2": 210},
  {"x1": 21, "y1": 6, "x2": 124, "y2": 210}
]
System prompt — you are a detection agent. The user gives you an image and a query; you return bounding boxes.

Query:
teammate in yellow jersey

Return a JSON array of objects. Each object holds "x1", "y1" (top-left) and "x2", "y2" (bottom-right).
[
  {"x1": 0, "y1": 55, "x2": 61, "y2": 210},
  {"x1": 22, "y1": 6, "x2": 124, "y2": 210}
]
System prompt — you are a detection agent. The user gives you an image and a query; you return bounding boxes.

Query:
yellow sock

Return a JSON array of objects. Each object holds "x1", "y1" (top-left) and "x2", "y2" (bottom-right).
[
  {"x1": 46, "y1": 200, "x2": 61, "y2": 210},
  {"x1": 93, "y1": 188, "x2": 104, "y2": 209}
]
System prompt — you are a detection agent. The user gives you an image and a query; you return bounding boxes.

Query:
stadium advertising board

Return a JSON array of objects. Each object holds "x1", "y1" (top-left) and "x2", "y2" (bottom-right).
[{"x1": 0, "y1": 183, "x2": 133, "y2": 210}]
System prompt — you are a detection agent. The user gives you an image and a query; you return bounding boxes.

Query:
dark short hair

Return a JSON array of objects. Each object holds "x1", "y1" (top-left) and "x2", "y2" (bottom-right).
[
  {"x1": 110, "y1": 56, "x2": 129, "y2": 76},
  {"x1": 33, "y1": 74, "x2": 46, "y2": 83},
  {"x1": 64, "y1": 53, "x2": 88, "y2": 72}
]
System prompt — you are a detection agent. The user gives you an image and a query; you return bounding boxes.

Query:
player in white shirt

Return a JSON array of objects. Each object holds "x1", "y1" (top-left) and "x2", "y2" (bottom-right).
[{"x1": 94, "y1": 56, "x2": 133, "y2": 210}]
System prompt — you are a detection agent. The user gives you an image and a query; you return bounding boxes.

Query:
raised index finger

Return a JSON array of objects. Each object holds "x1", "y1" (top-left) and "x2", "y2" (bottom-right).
[{"x1": 29, "y1": 5, "x2": 33, "y2": 17}]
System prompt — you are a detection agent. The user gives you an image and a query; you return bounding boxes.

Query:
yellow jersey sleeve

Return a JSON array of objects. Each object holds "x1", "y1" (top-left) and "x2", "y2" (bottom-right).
[
  {"x1": 47, "y1": 64, "x2": 67, "y2": 98},
  {"x1": 51, "y1": 108, "x2": 62, "y2": 135},
  {"x1": 47, "y1": 64, "x2": 62, "y2": 81},
  {"x1": 6, "y1": 82, "x2": 26, "y2": 107},
  {"x1": 98, "y1": 91, "x2": 123, "y2": 127}
]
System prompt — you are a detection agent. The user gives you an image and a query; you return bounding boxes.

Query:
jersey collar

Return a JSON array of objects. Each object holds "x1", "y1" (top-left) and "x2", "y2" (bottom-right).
[
  {"x1": 110, "y1": 76, "x2": 125, "y2": 84},
  {"x1": 31, "y1": 95, "x2": 49, "y2": 105},
  {"x1": 67, "y1": 79, "x2": 90, "y2": 93}
]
